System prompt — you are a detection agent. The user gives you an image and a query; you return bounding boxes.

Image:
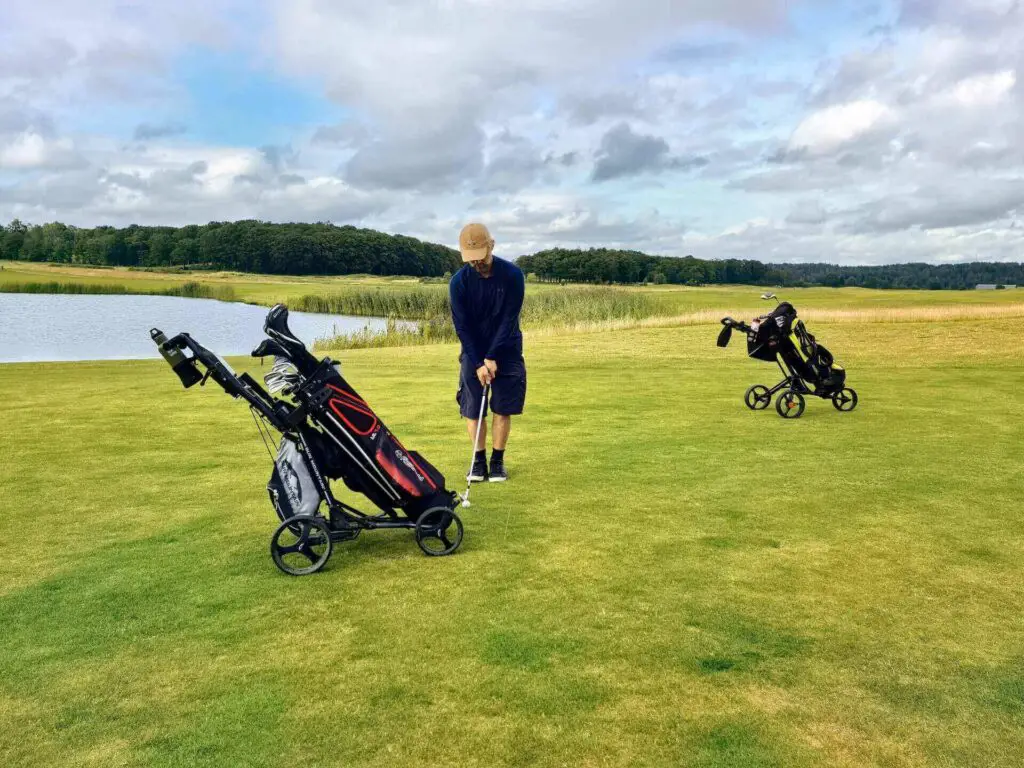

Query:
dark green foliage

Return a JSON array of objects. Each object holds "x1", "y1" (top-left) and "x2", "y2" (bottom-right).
[
  {"x1": 516, "y1": 248, "x2": 1024, "y2": 290},
  {"x1": 517, "y1": 249, "x2": 772, "y2": 286},
  {"x1": 0, "y1": 219, "x2": 461, "y2": 277},
  {"x1": 7, "y1": 218, "x2": 1022, "y2": 288}
]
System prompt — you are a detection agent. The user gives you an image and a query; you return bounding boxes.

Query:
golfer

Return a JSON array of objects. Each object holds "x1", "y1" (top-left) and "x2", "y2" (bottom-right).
[{"x1": 450, "y1": 222, "x2": 526, "y2": 483}]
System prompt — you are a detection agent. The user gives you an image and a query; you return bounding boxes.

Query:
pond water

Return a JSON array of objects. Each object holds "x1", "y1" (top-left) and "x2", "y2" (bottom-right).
[{"x1": 0, "y1": 294, "x2": 397, "y2": 363}]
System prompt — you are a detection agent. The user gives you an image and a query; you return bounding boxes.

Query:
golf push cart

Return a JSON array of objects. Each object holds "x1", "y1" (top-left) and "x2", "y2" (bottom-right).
[
  {"x1": 717, "y1": 293, "x2": 858, "y2": 419},
  {"x1": 150, "y1": 304, "x2": 465, "y2": 575}
]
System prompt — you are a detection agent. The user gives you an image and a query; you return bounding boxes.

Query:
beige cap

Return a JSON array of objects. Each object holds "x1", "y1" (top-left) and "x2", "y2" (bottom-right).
[{"x1": 459, "y1": 222, "x2": 493, "y2": 262}]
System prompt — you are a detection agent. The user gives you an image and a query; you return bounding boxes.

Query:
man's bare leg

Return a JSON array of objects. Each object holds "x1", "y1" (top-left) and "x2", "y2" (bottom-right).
[
  {"x1": 466, "y1": 417, "x2": 487, "y2": 451},
  {"x1": 492, "y1": 415, "x2": 511, "y2": 451}
]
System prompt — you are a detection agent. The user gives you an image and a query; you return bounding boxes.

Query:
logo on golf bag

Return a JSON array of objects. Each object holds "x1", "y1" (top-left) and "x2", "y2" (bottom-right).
[
  {"x1": 395, "y1": 449, "x2": 426, "y2": 483},
  {"x1": 280, "y1": 460, "x2": 303, "y2": 508}
]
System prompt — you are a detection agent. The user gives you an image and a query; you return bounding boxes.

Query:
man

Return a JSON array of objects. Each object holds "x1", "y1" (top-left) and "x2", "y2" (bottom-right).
[{"x1": 450, "y1": 222, "x2": 526, "y2": 483}]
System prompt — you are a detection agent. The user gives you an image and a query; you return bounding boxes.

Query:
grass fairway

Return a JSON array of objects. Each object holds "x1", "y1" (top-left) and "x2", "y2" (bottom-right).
[{"x1": 2, "y1": 317, "x2": 1023, "y2": 767}]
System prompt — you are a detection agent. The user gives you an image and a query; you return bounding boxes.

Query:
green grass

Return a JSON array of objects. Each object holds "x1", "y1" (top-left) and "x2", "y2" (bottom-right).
[{"x1": 2, "y1": 310, "x2": 1023, "y2": 766}]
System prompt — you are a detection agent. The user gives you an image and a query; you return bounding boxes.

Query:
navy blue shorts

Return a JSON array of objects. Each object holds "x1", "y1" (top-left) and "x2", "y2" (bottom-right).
[{"x1": 457, "y1": 354, "x2": 527, "y2": 418}]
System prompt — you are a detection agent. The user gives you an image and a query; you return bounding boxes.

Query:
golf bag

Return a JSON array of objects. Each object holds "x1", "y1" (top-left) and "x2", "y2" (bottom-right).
[
  {"x1": 718, "y1": 298, "x2": 858, "y2": 419},
  {"x1": 151, "y1": 304, "x2": 463, "y2": 575}
]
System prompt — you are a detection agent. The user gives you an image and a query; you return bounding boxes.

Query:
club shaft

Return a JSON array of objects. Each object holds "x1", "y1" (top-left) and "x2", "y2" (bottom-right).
[
  {"x1": 463, "y1": 384, "x2": 490, "y2": 498},
  {"x1": 469, "y1": 384, "x2": 489, "y2": 461}
]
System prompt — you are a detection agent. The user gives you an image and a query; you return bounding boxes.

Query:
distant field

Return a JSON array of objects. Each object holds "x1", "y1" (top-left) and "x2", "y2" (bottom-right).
[
  {"x1": 4, "y1": 260, "x2": 1024, "y2": 319},
  {"x1": 637, "y1": 283, "x2": 1024, "y2": 316},
  {"x1": 0, "y1": 260, "x2": 434, "y2": 306}
]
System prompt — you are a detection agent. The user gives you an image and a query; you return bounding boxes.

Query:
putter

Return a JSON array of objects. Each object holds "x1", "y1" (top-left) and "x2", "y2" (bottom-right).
[{"x1": 460, "y1": 383, "x2": 490, "y2": 508}]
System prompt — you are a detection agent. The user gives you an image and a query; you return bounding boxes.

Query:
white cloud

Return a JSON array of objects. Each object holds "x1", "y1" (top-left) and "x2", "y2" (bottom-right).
[
  {"x1": 946, "y1": 69, "x2": 1016, "y2": 107},
  {"x1": 270, "y1": 0, "x2": 788, "y2": 119},
  {"x1": 0, "y1": 131, "x2": 48, "y2": 168},
  {"x1": 0, "y1": 130, "x2": 80, "y2": 169},
  {"x1": 1, "y1": 1, "x2": 1024, "y2": 265},
  {"x1": 789, "y1": 100, "x2": 895, "y2": 155}
]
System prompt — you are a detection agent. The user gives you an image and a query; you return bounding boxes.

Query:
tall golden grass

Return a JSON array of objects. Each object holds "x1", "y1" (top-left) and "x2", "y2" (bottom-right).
[
  {"x1": 1, "y1": 280, "x2": 236, "y2": 301},
  {"x1": 316, "y1": 301, "x2": 1024, "y2": 350},
  {"x1": 312, "y1": 286, "x2": 655, "y2": 349},
  {"x1": 518, "y1": 302, "x2": 1024, "y2": 340}
]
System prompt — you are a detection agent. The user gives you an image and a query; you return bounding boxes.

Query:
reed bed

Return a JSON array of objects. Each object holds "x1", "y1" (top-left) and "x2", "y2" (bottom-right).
[
  {"x1": 1, "y1": 281, "x2": 131, "y2": 295},
  {"x1": 315, "y1": 316, "x2": 458, "y2": 350},
  {"x1": 292, "y1": 287, "x2": 450, "y2": 319},
  {"x1": 311, "y1": 286, "x2": 655, "y2": 350},
  {"x1": 1, "y1": 280, "x2": 236, "y2": 301},
  {"x1": 158, "y1": 281, "x2": 237, "y2": 301}
]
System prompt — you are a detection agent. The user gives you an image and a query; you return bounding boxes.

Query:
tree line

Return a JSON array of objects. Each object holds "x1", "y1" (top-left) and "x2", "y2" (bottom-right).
[
  {"x1": 516, "y1": 248, "x2": 1024, "y2": 290},
  {"x1": 4, "y1": 220, "x2": 1022, "y2": 289},
  {"x1": 0, "y1": 219, "x2": 461, "y2": 277}
]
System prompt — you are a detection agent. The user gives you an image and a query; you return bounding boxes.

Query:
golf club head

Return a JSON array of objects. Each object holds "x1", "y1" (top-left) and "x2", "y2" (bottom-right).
[{"x1": 461, "y1": 499, "x2": 471, "y2": 508}]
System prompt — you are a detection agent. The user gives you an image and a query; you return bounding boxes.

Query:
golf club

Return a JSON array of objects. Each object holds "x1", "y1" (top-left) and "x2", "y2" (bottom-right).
[{"x1": 460, "y1": 383, "x2": 490, "y2": 508}]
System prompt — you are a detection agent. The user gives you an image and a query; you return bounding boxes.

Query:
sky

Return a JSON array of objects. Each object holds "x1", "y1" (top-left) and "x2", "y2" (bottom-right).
[{"x1": 1, "y1": 0, "x2": 1023, "y2": 265}]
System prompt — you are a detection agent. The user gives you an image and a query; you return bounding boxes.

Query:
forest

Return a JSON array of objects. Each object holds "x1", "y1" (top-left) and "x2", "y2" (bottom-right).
[
  {"x1": 517, "y1": 248, "x2": 1024, "y2": 290},
  {"x1": 0, "y1": 219, "x2": 461, "y2": 277},
  {"x1": 3, "y1": 220, "x2": 1022, "y2": 289}
]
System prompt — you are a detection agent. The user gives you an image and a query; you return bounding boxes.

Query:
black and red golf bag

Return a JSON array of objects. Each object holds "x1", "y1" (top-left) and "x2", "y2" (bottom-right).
[{"x1": 151, "y1": 303, "x2": 463, "y2": 575}]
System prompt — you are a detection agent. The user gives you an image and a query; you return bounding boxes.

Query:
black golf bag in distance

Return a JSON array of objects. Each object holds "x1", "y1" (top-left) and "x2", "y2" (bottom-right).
[
  {"x1": 151, "y1": 304, "x2": 464, "y2": 575},
  {"x1": 717, "y1": 294, "x2": 858, "y2": 419}
]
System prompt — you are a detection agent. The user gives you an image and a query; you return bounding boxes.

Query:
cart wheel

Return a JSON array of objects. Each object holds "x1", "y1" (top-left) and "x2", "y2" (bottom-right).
[
  {"x1": 270, "y1": 515, "x2": 333, "y2": 576},
  {"x1": 832, "y1": 388, "x2": 858, "y2": 412},
  {"x1": 776, "y1": 390, "x2": 806, "y2": 419},
  {"x1": 744, "y1": 385, "x2": 772, "y2": 410},
  {"x1": 415, "y1": 507, "x2": 464, "y2": 557}
]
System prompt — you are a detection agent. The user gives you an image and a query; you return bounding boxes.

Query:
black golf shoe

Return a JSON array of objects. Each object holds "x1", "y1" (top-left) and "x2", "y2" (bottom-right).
[
  {"x1": 468, "y1": 458, "x2": 488, "y2": 483},
  {"x1": 488, "y1": 459, "x2": 508, "y2": 483}
]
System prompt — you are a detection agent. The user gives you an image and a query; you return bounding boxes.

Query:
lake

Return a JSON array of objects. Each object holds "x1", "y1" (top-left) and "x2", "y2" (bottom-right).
[{"x1": 0, "y1": 294, "x2": 398, "y2": 363}]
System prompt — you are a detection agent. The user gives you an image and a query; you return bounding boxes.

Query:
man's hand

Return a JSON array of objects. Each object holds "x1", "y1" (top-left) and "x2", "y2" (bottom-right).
[
  {"x1": 484, "y1": 359, "x2": 498, "y2": 378},
  {"x1": 476, "y1": 365, "x2": 494, "y2": 387}
]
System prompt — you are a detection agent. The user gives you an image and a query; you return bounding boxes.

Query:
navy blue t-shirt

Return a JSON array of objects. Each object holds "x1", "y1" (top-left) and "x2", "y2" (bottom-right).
[{"x1": 449, "y1": 257, "x2": 525, "y2": 369}]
